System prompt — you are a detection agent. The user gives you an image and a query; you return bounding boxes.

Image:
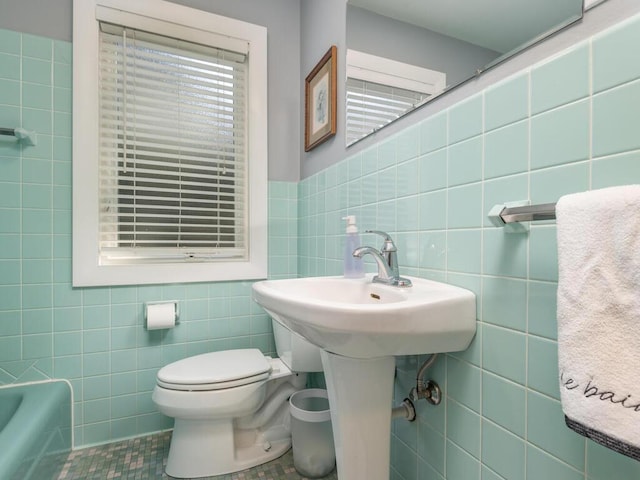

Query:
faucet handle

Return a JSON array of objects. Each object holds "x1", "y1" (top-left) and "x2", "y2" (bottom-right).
[{"x1": 365, "y1": 230, "x2": 397, "y2": 252}]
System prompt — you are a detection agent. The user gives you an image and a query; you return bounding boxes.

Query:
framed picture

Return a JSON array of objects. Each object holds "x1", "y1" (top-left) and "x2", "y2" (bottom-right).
[{"x1": 304, "y1": 45, "x2": 337, "y2": 151}]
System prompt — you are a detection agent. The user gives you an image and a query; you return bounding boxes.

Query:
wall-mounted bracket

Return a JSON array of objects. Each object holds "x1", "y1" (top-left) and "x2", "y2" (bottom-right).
[{"x1": 487, "y1": 200, "x2": 531, "y2": 233}]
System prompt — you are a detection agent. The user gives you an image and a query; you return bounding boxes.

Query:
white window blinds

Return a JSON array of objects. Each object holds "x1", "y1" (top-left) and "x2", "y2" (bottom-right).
[
  {"x1": 98, "y1": 23, "x2": 248, "y2": 264},
  {"x1": 345, "y1": 50, "x2": 446, "y2": 146},
  {"x1": 345, "y1": 77, "x2": 430, "y2": 146}
]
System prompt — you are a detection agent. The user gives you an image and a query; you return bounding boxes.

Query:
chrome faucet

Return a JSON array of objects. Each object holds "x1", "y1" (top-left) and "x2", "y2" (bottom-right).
[{"x1": 353, "y1": 230, "x2": 412, "y2": 287}]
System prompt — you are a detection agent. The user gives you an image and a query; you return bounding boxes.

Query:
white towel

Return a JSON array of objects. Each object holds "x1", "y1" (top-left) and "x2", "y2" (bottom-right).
[{"x1": 556, "y1": 185, "x2": 640, "y2": 461}]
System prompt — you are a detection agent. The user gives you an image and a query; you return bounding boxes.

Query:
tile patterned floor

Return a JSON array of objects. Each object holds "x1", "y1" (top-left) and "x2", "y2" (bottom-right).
[{"x1": 54, "y1": 431, "x2": 338, "y2": 480}]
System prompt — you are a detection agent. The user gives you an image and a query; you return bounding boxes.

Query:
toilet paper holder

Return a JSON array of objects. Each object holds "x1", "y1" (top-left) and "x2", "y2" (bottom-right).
[{"x1": 144, "y1": 301, "x2": 180, "y2": 330}]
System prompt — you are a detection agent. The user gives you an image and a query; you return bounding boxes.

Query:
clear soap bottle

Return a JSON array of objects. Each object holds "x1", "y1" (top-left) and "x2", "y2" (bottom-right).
[{"x1": 343, "y1": 216, "x2": 364, "y2": 278}]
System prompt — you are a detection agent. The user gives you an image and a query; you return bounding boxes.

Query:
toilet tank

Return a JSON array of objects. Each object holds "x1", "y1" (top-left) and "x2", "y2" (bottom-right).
[{"x1": 272, "y1": 320, "x2": 323, "y2": 372}]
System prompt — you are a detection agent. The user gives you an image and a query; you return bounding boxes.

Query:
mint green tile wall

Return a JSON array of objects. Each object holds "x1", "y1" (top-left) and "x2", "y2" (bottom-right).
[
  {"x1": 299, "y1": 13, "x2": 640, "y2": 480},
  {"x1": 0, "y1": 28, "x2": 298, "y2": 447}
]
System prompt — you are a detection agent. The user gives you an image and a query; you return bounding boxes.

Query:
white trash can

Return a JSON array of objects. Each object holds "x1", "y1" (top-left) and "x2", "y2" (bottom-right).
[{"x1": 289, "y1": 388, "x2": 336, "y2": 478}]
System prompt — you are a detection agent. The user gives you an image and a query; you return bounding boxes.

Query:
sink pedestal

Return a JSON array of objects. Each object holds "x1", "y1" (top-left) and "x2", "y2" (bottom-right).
[{"x1": 321, "y1": 351, "x2": 395, "y2": 480}]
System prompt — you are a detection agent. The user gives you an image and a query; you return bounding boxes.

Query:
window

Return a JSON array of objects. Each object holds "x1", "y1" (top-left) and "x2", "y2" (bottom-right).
[
  {"x1": 73, "y1": 0, "x2": 267, "y2": 286},
  {"x1": 98, "y1": 25, "x2": 248, "y2": 262},
  {"x1": 345, "y1": 50, "x2": 446, "y2": 145},
  {"x1": 346, "y1": 77, "x2": 431, "y2": 146}
]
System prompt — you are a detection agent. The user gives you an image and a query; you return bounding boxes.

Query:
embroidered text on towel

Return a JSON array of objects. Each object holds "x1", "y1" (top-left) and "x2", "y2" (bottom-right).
[{"x1": 561, "y1": 372, "x2": 640, "y2": 412}]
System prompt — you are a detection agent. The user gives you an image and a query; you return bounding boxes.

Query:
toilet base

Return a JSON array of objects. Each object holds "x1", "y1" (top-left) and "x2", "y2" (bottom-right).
[{"x1": 165, "y1": 417, "x2": 291, "y2": 478}]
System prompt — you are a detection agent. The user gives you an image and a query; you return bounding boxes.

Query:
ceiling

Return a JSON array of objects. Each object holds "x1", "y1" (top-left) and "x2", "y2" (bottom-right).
[{"x1": 348, "y1": 0, "x2": 584, "y2": 53}]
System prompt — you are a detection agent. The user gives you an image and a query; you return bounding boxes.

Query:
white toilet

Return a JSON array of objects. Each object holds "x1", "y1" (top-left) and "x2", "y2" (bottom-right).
[{"x1": 152, "y1": 321, "x2": 323, "y2": 478}]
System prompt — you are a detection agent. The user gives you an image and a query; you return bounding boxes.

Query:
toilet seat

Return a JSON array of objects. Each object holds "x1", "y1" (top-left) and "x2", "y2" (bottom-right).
[{"x1": 157, "y1": 349, "x2": 272, "y2": 391}]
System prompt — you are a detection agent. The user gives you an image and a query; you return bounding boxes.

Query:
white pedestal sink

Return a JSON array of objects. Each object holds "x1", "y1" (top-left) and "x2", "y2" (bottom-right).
[{"x1": 252, "y1": 275, "x2": 476, "y2": 480}]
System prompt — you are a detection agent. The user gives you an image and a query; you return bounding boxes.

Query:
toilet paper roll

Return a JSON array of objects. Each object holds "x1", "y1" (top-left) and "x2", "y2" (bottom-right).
[{"x1": 145, "y1": 302, "x2": 176, "y2": 330}]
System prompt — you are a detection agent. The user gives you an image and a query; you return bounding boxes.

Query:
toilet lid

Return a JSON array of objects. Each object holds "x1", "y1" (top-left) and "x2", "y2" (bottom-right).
[{"x1": 157, "y1": 349, "x2": 272, "y2": 391}]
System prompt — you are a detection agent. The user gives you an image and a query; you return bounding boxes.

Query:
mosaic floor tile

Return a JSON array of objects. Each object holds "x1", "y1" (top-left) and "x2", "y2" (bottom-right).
[{"x1": 54, "y1": 431, "x2": 338, "y2": 480}]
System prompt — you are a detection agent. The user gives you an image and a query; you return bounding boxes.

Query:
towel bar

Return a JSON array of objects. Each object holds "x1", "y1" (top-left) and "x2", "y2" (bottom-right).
[
  {"x1": 499, "y1": 203, "x2": 556, "y2": 223},
  {"x1": 488, "y1": 201, "x2": 556, "y2": 232},
  {"x1": 0, "y1": 127, "x2": 37, "y2": 146}
]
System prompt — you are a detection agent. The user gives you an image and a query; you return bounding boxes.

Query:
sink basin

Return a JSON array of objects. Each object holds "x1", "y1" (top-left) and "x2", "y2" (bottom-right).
[{"x1": 252, "y1": 274, "x2": 476, "y2": 359}]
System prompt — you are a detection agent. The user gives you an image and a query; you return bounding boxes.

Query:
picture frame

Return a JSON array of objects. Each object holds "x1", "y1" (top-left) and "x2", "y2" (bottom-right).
[{"x1": 304, "y1": 45, "x2": 337, "y2": 151}]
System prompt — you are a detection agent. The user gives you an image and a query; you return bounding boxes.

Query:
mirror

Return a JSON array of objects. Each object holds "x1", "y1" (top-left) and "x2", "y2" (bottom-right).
[{"x1": 346, "y1": 0, "x2": 584, "y2": 146}]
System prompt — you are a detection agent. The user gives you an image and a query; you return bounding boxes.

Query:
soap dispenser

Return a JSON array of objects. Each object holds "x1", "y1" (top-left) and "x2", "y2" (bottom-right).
[{"x1": 343, "y1": 216, "x2": 364, "y2": 278}]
